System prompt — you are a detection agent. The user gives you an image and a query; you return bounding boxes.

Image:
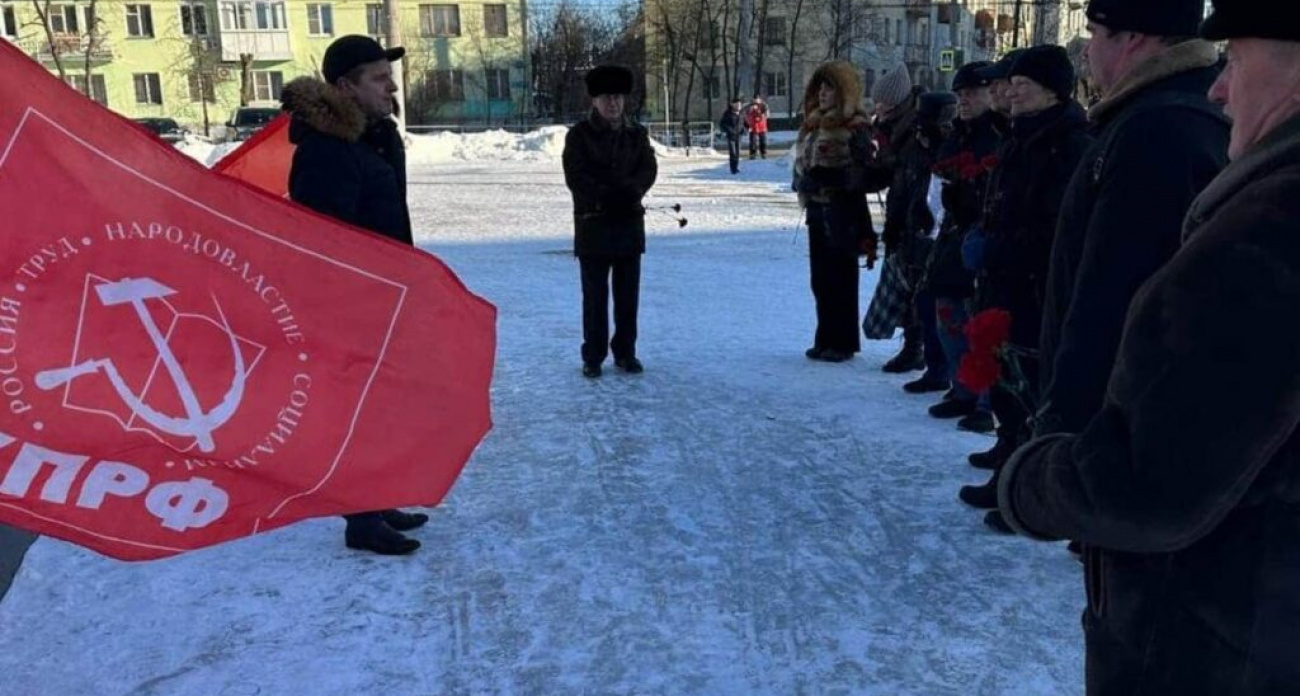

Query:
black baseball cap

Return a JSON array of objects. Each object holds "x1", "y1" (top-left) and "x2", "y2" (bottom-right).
[{"x1": 322, "y1": 35, "x2": 405, "y2": 84}]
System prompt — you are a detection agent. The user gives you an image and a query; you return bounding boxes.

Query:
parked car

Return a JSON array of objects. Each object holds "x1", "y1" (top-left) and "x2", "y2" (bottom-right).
[
  {"x1": 226, "y1": 107, "x2": 281, "y2": 142},
  {"x1": 133, "y1": 117, "x2": 187, "y2": 143}
]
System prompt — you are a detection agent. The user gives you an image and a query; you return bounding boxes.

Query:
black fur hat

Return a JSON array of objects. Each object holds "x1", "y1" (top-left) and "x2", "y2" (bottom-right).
[{"x1": 585, "y1": 65, "x2": 635, "y2": 97}]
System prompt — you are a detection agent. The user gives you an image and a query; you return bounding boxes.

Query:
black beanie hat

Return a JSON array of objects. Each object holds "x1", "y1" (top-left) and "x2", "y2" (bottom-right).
[
  {"x1": 1200, "y1": 0, "x2": 1300, "y2": 43},
  {"x1": 585, "y1": 65, "x2": 634, "y2": 97},
  {"x1": 1008, "y1": 45, "x2": 1076, "y2": 101},
  {"x1": 977, "y1": 49, "x2": 1026, "y2": 82},
  {"x1": 1086, "y1": 0, "x2": 1205, "y2": 37},
  {"x1": 916, "y1": 91, "x2": 958, "y2": 125},
  {"x1": 952, "y1": 61, "x2": 992, "y2": 91}
]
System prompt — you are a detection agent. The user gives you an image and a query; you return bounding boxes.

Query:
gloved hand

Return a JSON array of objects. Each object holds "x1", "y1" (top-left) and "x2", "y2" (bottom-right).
[
  {"x1": 605, "y1": 186, "x2": 644, "y2": 216},
  {"x1": 961, "y1": 227, "x2": 987, "y2": 271},
  {"x1": 940, "y1": 183, "x2": 960, "y2": 213}
]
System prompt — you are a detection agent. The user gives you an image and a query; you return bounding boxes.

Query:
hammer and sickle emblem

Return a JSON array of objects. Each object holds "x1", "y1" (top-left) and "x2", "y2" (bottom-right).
[{"x1": 34, "y1": 277, "x2": 247, "y2": 453}]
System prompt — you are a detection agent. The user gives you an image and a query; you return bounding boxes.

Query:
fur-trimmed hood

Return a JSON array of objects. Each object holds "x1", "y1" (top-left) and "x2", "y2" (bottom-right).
[
  {"x1": 800, "y1": 61, "x2": 866, "y2": 128},
  {"x1": 280, "y1": 76, "x2": 367, "y2": 142}
]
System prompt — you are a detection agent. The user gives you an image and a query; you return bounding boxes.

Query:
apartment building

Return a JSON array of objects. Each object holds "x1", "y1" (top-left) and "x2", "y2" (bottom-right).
[{"x1": 0, "y1": 0, "x2": 530, "y2": 132}]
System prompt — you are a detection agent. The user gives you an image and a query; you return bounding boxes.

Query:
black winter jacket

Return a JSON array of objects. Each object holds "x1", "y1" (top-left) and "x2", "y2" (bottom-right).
[
  {"x1": 979, "y1": 101, "x2": 1092, "y2": 346},
  {"x1": 1038, "y1": 46, "x2": 1228, "y2": 436},
  {"x1": 718, "y1": 109, "x2": 745, "y2": 141},
  {"x1": 562, "y1": 112, "x2": 659, "y2": 258},
  {"x1": 282, "y1": 77, "x2": 413, "y2": 246},
  {"x1": 1000, "y1": 113, "x2": 1300, "y2": 696},
  {"x1": 925, "y1": 111, "x2": 1002, "y2": 298}
]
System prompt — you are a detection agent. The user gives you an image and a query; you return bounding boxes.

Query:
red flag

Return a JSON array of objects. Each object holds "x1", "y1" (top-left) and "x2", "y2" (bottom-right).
[
  {"x1": 0, "y1": 41, "x2": 496, "y2": 560},
  {"x1": 213, "y1": 113, "x2": 294, "y2": 197}
]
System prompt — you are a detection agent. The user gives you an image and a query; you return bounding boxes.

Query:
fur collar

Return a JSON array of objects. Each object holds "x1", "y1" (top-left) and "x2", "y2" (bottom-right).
[
  {"x1": 280, "y1": 77, "x2": 367, "y2": 142},
  {"x1": 1089, "y1": 40, "x2": 1220, "y2": 123},
  {"x1": 1185, "y1": 113, "x2": 1300, "y2": 239}
]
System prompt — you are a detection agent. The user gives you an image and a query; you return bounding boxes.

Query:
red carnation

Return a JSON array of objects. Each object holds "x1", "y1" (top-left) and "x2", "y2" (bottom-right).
[
  {"x1": 958, "y1": 151, "x2": 977, "y2": 167},
  {"x1": 957, "y1": 352, "x2": 1002, "y2": 393},
  {"x1": 981, "y1": 155, "x2": 1000, "y2": 170},
  {"x1": 965, "y1": 309, "x2": 1013, "y2": 353},
  {"x1": 961, "y1": 165, "x2": 984, "y2": 180}
]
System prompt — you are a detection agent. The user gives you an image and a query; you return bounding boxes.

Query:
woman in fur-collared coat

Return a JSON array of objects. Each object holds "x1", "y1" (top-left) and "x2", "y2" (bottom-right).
[{"x1": 793, "y1": 61, "x2": 873, "y2": 362}]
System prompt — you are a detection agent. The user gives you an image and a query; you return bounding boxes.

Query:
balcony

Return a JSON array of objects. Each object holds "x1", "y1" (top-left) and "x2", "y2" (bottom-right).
[
  {"x1": 219, "y1": 30, "x2": 291, "y2": 61},
  {"x1": 905, "y1": 0, "x2": 932, "y2": 18},
  {"x1": 19, "y1": 34, "x2": 112, "y2": 64}
]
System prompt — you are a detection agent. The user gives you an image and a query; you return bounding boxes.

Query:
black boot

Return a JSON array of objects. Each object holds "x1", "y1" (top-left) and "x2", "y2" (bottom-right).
[
  {"x1": 956, "y1": 409, "x2": 996, "y2": 433},
  {"x1": 345, "y1": 516, "x2": 420, "y2": 556},
  {"x1": 968, "y1": 437, "x2": 1014, "y2": 470},
  {"x1": 882, "y1": 326, "x2": 925, "y2": 374},
  {"x1": 381, "y1": 509, "x2": 429, "y2": 532},
  {"x1": 929, "y1": 398, "x2": 977, "y2": 419},
  {"x1": 903, "y1": 372, "x2": 949, "y2": 394},
  {"x1": 959, "y1": 469, "x2": 1000, "y2": 509},
  {"x1": 984, "y1": 510, "x2": 1014, "y2": 534},
  {"x1": 615, "y1": 357, "x2": 644, "y2": 374},
  {"x1": 582, "y1": 362, "x2": 602, "y2": 378}
]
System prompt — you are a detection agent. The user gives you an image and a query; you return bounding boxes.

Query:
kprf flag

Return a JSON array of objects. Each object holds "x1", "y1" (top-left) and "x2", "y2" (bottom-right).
[
  {"x1": 213, "y1": 113, "x2": 293, "y2": 197},
  {"x1": 0, "y1": 41, "x2": 496, "y2": 561}
]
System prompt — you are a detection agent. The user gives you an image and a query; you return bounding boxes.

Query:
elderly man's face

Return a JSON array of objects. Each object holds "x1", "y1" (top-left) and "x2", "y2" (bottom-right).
[{"x1": 1209, "y1": 39, "x2": 1300, "y2": 159}]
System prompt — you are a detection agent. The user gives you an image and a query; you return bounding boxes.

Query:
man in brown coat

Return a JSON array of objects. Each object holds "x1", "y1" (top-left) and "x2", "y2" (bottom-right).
[{"x1": 998, "y1": 1, "x2": 1300, "y2": 692}]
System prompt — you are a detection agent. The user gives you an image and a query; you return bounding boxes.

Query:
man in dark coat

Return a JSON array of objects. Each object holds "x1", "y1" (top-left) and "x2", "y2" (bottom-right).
[
  {"x1": 999, "y1": 3, "x2": 1300, "y2": 691},
  {"x1": 1036, "y1": 1, "x2": 1229, "y2": 440},
  {"x1": 923, "y1": 62, "x2": 1001, "y2": 430},
  {"x1": 282, "y1": 35, "x2": 426, "y2": 556},
  {"x1": 957, "y1": 45, "x2": 1093, "y2": 512},
  {"x1": 718, "y1": 97, "x2": 746, "y2": 174},
  {"x1": 562, "y1": 65, "x2": 658, "y2": 378}
]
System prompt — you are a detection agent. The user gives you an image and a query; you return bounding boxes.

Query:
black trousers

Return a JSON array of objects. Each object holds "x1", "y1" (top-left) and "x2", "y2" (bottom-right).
[
  {"x1": 749, "y1": 132, "x2": 767, "y2": 158},
  {"x1": 580, "y1": 255, "x2": 641, "y2": 364},
  {"x1": 807, "y1": 208, "x2": 861, "y2": 354},
  {"x1": 727, "y1": 137, "x2": 741, "y2": 173},
  {"x1": 991, "y1": 355, "x2": 1038, "y2": 459}
]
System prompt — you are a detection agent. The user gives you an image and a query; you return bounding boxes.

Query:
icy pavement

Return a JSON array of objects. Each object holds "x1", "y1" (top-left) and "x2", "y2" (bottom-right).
[{"x1": 0, "y1": 154, "x2": 1084, "y2": 696}]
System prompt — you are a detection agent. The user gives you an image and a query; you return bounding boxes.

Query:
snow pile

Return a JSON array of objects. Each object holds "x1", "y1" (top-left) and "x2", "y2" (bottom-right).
[{"x1": 406, "y1": 126, "x2": 569, "y2": 165}]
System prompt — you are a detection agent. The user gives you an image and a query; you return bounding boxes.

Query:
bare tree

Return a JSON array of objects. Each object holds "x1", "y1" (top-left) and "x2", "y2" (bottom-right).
[{"x1": 27, "y1": 0, "x2": 100, "y2": 81}]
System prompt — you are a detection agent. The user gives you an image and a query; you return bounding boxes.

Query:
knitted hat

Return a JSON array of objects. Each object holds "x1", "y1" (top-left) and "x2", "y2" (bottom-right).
[
  {"x1": 952, "y1": 61, "x2": 992, "y2": 91},
  {"x1": 1008, "y1": 45, "x2": 1076, "y2": 101},
  {"x1": 871, "y1": 63, "x2": 913, "y2": 107},
  {"x1": 1087, "y1": 0, "x2": 1205, "y2": 37},
  {"x1": 585, "y1": 65, "x2": 634, "y2": 97},
  {"x1": 1201, "y1": 0, "x2": 1300, "y2": 42}
]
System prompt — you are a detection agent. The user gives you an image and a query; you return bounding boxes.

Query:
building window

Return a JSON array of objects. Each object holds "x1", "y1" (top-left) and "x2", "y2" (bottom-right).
[
  {"x1": 133, "y1": 73, "x2": 163, "y2": 104},
  {"x1": 482, "y1": 4, "x2": 507, "y2": 38},
  {"x1": 2, "y1": 5, "x2": 18, "y2": 38},
  {"x1": 252, "y1": 70, "x2": 283, "y2": 101},
  {"x1": 220, "y1": 1, "x2": 286, "y2": 31},
  {"x1": 703, "y1": 74, "x2": 721, "y2": 100},
  {"x1": 365, "y1": 3, "x2": 384, "y2": 34},
  {"x1": 764, "y1": 16, "x2": 785, "y2": 45},
  {"x1": 125, "y1": 4, "x2": 154, "y2": 37},
  {"x1": 306, "y1": 3, "x2": 332, "y2": 35},
  {"x1": 66, "y1": 74, "x2": 108, "y2": 104},
  {"x1": 763, "y1": 71, "x2": 787, "y2": 98},
  {"x1": 429, "y1": 69, "x2": 464, "y2": 101},
  {"x1": 419, "y1": 4, "x2": 459, "y2": 37},
  {"x1": 48, "y1": 4, "x2": 80, "y2": 34},
  {"x1": 485, "y1": 68, "x2": 509, "y2": 100},
  {"x1": 187, "y1": 72, "x2": 216, "y2": 102},
  {"x1": 180, "y1": 3, "x2": 209, "y2": 35},
  {"x1": 895, "y1": 19, "x2": 902, "y2": 45}
]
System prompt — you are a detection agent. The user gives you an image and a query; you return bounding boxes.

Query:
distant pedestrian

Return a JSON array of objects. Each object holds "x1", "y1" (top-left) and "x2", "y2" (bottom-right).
[
  {"x1": 746, "y1": 94, "x2": 770, "y2": 159},
  {"x1": 561, "y1": 65, "x2": 659, "y2": 378},
  {"x1": 718, "y1": 97, "x2": 747, "y2": 174}
]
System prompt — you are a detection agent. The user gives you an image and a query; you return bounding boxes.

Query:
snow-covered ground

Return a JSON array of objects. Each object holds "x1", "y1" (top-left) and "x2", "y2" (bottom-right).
[{"x1": 0, "y1": 141, "x2": 1085, "y2": 695}]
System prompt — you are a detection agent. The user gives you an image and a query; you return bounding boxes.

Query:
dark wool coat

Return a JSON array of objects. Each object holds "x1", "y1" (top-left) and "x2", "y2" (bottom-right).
[
  {"x1": 979, "y1": 101, "x2": 1092, "y2": 346},
  {"x1": 925, "y1": 111, "x2": 1003, "y2": 298},
  {"x1": 1037, "y1": 42, "x2": 1229, "y2": 436},
  {"x1": 562, "y1": 112, "x2": 659, "y2": 258},
  {"x1": 282, "y1": 78, "x2": 413, "y2": 246},
  {"x1": 1000, "y1": 114, "x2": 1300, "y2": 696},
  {"x1": 718, "y1": 108, "x2": 746, "y2": 141},
  {"x1": 863, "y1": 99, "x2": 918, "y2": 251}
]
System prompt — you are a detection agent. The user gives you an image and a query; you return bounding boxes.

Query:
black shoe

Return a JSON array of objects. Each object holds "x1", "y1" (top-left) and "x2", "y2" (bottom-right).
[
  {"x1": 929, "y1": 398, "x2": 976, "y2": 419},
  {"x1": 582, "y1": 362, "x2": 602, "y2": 378},
  {"x1": 817, "y1": 349, "x2": 853, "y2": 363},
  {"x1": 805, "y1": 346, "x2": 824, "y2": 360},
  {"x1": 903, "y1": 373, "x2": 950, "y2": 394},
  {"x1": 968, "y1": 438, "x2": 1013, "y2": 470},
  {"x1": 959, "y1": 475, "x2": 999, "y2": 509},
  {"x1": 345, "y1": 518, "x2": 421, "y2": 556},
  {"x1": 615, "y1": 357, "x2": 644, "y2": 374},
  {"x1": 1067, "y1": 540, "x2": 1083, "y2": 558},
  {"x1": 984, "y1": 511, "x2": 1014, "y2": 534},
  {"x1": 380, "y1": 509, "x2": 429, "y2": 532},
  {"x1": 957, "y1": 410, "x2": 996, "y2": 434}
]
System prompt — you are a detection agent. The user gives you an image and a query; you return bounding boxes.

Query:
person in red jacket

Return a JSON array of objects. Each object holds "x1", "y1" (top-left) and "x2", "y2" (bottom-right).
[{"x1": 745, "y1": 94, "x2": 770, "y2": 159}]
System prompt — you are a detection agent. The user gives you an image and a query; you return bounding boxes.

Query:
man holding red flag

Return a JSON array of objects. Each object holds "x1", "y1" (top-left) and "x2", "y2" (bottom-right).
[{"x1": 282, "y1": 35, "x2": 425, "y2": 555}]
